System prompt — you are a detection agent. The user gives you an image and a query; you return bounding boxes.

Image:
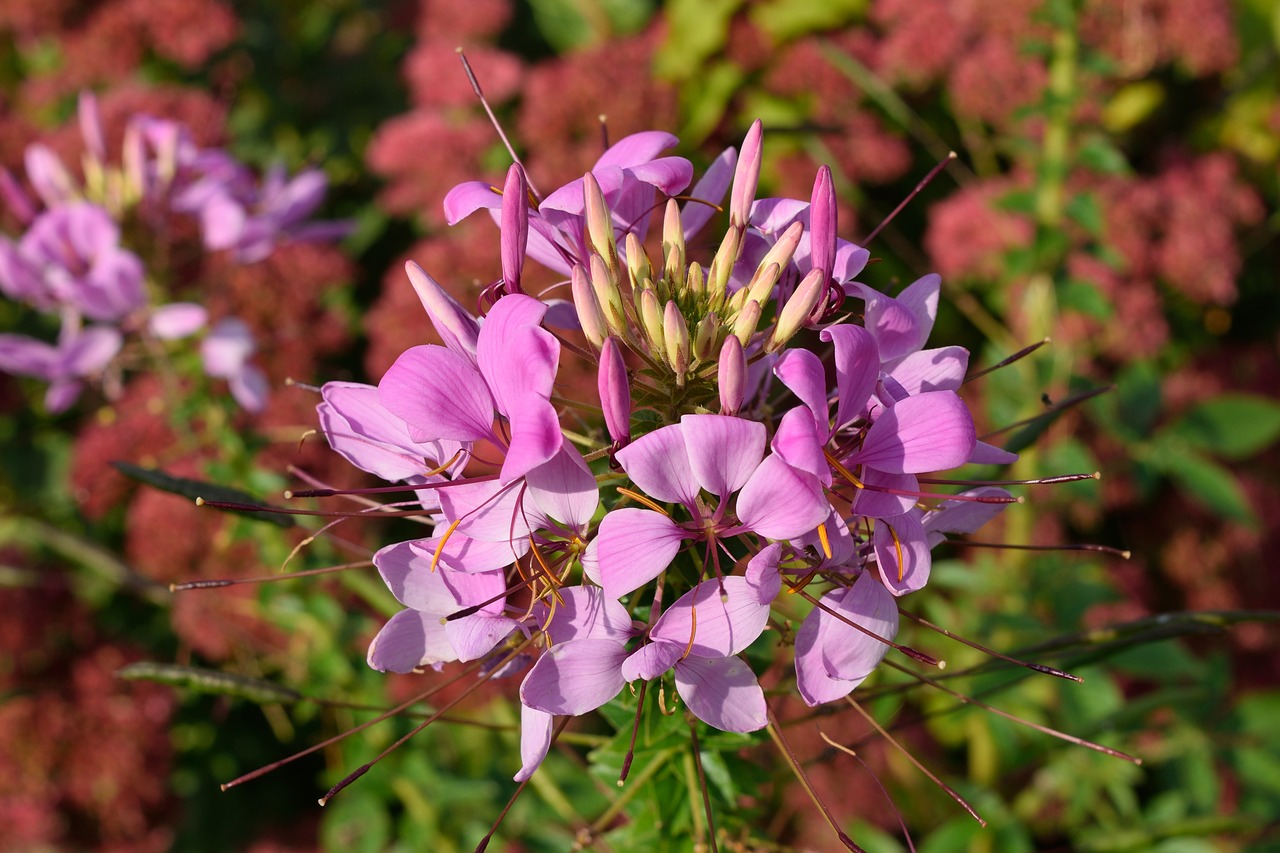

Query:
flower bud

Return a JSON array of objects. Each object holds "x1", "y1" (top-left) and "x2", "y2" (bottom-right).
[
  {"x1": 686, "y1": 261, "x2": 705, "y2": 300},
  {"x1": 583, "y1": 172, "x2": 618, "y2": 278},
  {"x1": 707, "y1": 222, "x2": 740, "y2": 302},
  {"x1": 624, "y1": 231, "x2": 651, "y2": 293},
  {"x1": 405, "y1": 261, "x2": 481, "y2": 356},
  {"x1": 638, "y1": 288, "x2": 665, "y2": 354},
  {"x1": 663, "y1": 300, "x2": 690, "y2": 379},
  {"x1": 693, "y1": 312, "x2": 720, "y2": 363},
  {"x1": 718, "y1": 334, "x2": 746, "y2": 415},
  {"x1": 571, "y1": 264, "x2": 607, "y2": 348},
  {"x1": 809, "y1": 165, "x2": 836, "y2": 282},
  {"x1": 743, "y1": 261, "x2": 782, "y2": 310},
  {"x1": 747, "y1": 221, "x2": 804, "y2": 306},
  {"x1": 662, "y1": 197, "x2": 685, "y2": 273},
  {"x1": 0, "y1": 169, "x2": 36, "y2": 226},
  {"x1": 78, "y1": 91, "x2": 107, "y2": 165},
  {"x1": 500, "y1": 164, "x2": 528, "y2": 295},
  {"x1": 733, "y1": 299, "x2": 762, "y2": 346},
  {"x1": 663, "y1": 241, "x2": 685, "y2": 291},
  {"x1": 598, "y1": 336, "x2": 631, "y2": 445},
  {"x1": 590, "y1": 253, "x2": 627, "y2": 337},
  {"x1": 730, "y1": 119, "x2": 763, "y2": 228},
  {"x1": 767, "y1": 268, "x2": 824, "y2": 352}
]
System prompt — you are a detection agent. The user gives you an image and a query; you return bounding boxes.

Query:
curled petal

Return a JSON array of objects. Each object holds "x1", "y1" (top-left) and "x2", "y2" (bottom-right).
[
  {"x1": 745, "y1": 544, "x2": 782, "y2": 604},
  {"x1": 405, "y1": 261, "x2": 481, "y2": 359},
  {"x1": 674, "y1": 655, "x2": 767, "y2": 732},
  {"x1": 770, "y1": 405, "x2": 829, "y2": 486},
  {"x1": 520, "y1": 638, "x2": 628, "y2": 716},
  {"x1": 514, "y1": 704, "x2": 554, "y2": 782},
  {"x1": 594, "y1": 131, "x2": 679, "y2": 170},
  {"x1": 820, "y1": 323, "x2": 879, "y2": 433},
  {"x1": 873, "y1": 512, "x2": 931, "y2": 596},
  {"x1": 380, "y1": 345, "x2": 494, "y2": 442},
  {"x1": 773, "y1": 348, "x2": 830, "y2": 439},
  {"x1": 888, "y1": 346, "x2": 968, "y2": 395},
  {"x1": 794, "y1": 573, "x2": 897, "y2": 705},
  {"x1": 620, "y1": 639, "x2": 683, "y2": 683},
  {"x1": 500, "y1": 393, "x2": 564, "y2": 484},
  {"x1": 525, "y1": 441, "x2": 600, "y2": 530},
  {"x1": 442, "y1": 180, "x2": 501, "y2": 225}
]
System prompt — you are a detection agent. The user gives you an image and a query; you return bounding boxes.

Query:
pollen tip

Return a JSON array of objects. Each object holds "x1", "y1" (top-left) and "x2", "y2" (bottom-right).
[
  {"x1": 947, "y1": 150, "x2": 958, "y2": 160},
  {"x1": 317, "y1": 797, "x2": 328, "y2": 807},
  {"x1": 1092, "y1": 471, "x2": 1102, "y2": 480},
  {"x1": 283, "y1": 490, "x2": 294, "y2": 500},
  {"x1": 936, "y1": 659, "x2": 948, "y2": 670},
  {"x1": 616, "y1": 779, "x2": 624, "y2": 788},
  {"x1": 219, "y1": 783, "x2": 229, "y2": 792},
  {"x1": 284, "y1": 376, "x2": 295, "y2": 386},
  {"x1": 194, "y1": 497, "x2": 205, "y2": 506},
  {"x1": 167, "y1": 583, "x2": 177, "y2": 593},
  {"x1": 1121, "y1": 550, "x2": 1132, "y2": 560},
  {"x1": 454, "y1": 45, "x2": 463, "y2": 54},
  {"x1": 1015, "y1": 496, "x2": 1026, "y2": 503}
]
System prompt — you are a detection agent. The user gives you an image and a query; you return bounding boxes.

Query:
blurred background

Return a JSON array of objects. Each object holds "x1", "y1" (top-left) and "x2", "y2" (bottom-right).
[{"x1": 1, "y1": 0, "x2": 1277, "y2": 850}]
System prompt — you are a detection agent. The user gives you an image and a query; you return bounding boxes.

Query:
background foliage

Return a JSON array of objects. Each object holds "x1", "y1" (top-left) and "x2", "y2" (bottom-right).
[{"x1": 1, "y1": 0, "x2": 1277, "y2": 850}]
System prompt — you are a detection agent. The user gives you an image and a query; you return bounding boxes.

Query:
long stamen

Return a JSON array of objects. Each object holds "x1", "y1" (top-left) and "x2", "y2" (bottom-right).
[
  {"x1": 882, "y1": 658, "x2": 1142, "y2": 764},
  {"x1": 766, "y1": 709, "x2": 867, "y2": 852},
  {"x1": 839, "y1": 701, "x2": 986, "y2": 827},
  {"x1": 170, "y1": 560, "x2": 373, "y2": 591},
  {"x1": 980, "y1": 385, "x2": 1113, "y2": 440},
  {"x1": 818, "y1": 729, "x2": 918, "y2": 853},
  {"x1": 319, "y1": 637, "x2": 535, "y2": 806},
  {"x1": 618, "y1": 681, "x2": 649, "y2": 785},
  {"x1": 918, "y1": 472, "x2": 1098, "y2": 486},
  {"x1": 899, "y1": 608, "x2": 1082, "y2": 682},
  {"x1": 947, "y1": 539, "x2": 1131, "y2": 559},
  {"x1": 687, "y1": 721, "x2": 720, "y2": 853},
  {"x1": 456, "y1": 48, "x2": 541, "y2": 201},
  {"x1": 616, "y1": 486, "x2": 670, "y2": 515},
  {"x1": 474, "y1": 716, "x2": 572, "y2": 853},
  {"x1": 862, "y1": 151, "x2": 957, "y2": 245},
  {"x1": 963, "y1": 337, "x2": 1050, "y2": 383},
  {"x1": 195, "y1": 497, "x2": 434, "y2": 520}
]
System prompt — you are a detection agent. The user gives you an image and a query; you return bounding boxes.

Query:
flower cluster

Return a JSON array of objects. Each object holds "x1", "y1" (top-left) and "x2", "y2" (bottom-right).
[
  {"x1": 316, "y1": 123, "x2": 1017, "y2": 790},
  {"x1": 0, "y1": 92, "x2": 347, "y2": 412}
]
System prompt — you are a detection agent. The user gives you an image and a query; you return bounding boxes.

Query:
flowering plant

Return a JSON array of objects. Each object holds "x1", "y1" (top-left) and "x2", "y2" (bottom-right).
[
  {"x1": 256, "y1": 119, "x2": 1132, "y2": 848},
  {"x1": 0, "y1": 92, "x2": 347, "y2": 413}
]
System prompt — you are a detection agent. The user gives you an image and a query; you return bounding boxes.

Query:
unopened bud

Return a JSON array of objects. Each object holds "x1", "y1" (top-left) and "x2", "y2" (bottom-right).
[
  {"x1": 809, "y1": 165, "x2": 836, "y2": 281},
  {"x1": 590, "y1": 253, "x2": 627, "y2": 337},
  {"x1": 624, "y1": 232, "x2": 651, "y2": 292},
  {"x1": 708, "y1": 223, "x2": 741, "y2": 301},
  {"x1": 78, "y1": 91, "x2": 107, "y2": 164},
  {"x1": 748, "y1": 221, "x2": 804, "y2": 305},
  {"x1": 718, "y1": 335, "x2": 746, "y2": 415},
  {"x1": 583, "y1": 172, "x2": 618, "y2": 278},
  {"x1": 693, "y1": 312, "x2": 720, "y2": 363},
  {"x1": 686, "y1": 261, "x2": 705, "y2": 299},
  {"x1": 663, "y1": 300, "x2": 690, "y2": 380},
  {"x1": 730, "y1": 119, "x2": 764, "y2": 228},
  {"x1": 638, "y1": 288, "x2": 665, "y2": 355},
  {"x1": 767, "y1": 268, "x2": 824, "y2": 352},
  {"x1": 598, "y1": 337, "x2": 631, "y2": 445},
  {"x1": 743, "y1": 261, "x2": 782, "y2": 310},
  {"x1": 733, "y1": 299, "x2": 763, "y2": 346},
  {"x1": 571, "y1": 264, "x2": 607, "y2": 348},
  {"x1": 661, "y1": 198, "x2": 685, "y2": 271},
  {"x1": 406, "y1": 261, "x2": 481, "y2": 356},
  {"x1": 501, "y1": 164, "x2": 528, "y2": 295},
  {"x1": 664, "y1": 241, "x2": 685, "y2": 291}
]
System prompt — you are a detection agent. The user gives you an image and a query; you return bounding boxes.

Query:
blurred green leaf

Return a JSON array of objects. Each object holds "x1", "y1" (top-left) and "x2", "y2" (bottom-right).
[
  {"x1": 1157, "y1": 451, "x2": 1253, "y2": 523},
  {"x1": 655, "y1": 0, "x2": 744, "y2": 79},
  {"x1": 1110, "y1": 361, "x2": 1163, "y2": 441},
  {"x1": 749, "y1": 0, "x2": 865, "y2": 41},
  {"x1": 1166, "y1": 394, "x2": 1280, "y2": 460},
  {"x1": 1058, "y1": 278, "x2": 1114, "y2": 319},
  {"x1": 1077, "y1": 134, "x2": 1132, "y2": 175},
  {"x1": 1065, "y1": 192, "x2": 1104, "y2": 236}
]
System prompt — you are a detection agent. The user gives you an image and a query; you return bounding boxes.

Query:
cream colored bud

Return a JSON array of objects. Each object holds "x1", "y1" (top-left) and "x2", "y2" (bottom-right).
[
  {"x1": 733, "y1": 299, "x2": 763, "y2": 346},
  {"x1": 590, "y1": 253, "x2": 627, "y2": 337},
  {"x1": 663, "y1": 300, "x2": 690, "y2": 378},
  {"x1": 571, "y1": 264, "x2": 607, "y2": 348},
  {"x1": 583, "y1": 172, "x2": 619, "y2": 277},
  {"x1": 767, "y1": 268, "x2": 824, "y2": 352},
  {"x1": 686, "y1": 261, "x2": 705, "y2": 299},
  {"x1": 748, "y1": 221, "x2": 803, "y2": 305},
  {"x1": 661, "y1": 198, "x2": 685, "y2": 267},
  {"x1": 744, "y1": 261, "x2": 782, "y2": 309},
  {"x1": 624, "y1": 231, "x2": 651, "y2": 292},
  {"x1": 693, "y1": 312, "x2": 720, "y2": 363},
  {"x1": 707, "y1": 224, "x2": 741, "y2": 302},
  {"x1": 663, "y1": 242, "x2": 685, "y2": 291},
  {"x1": 639, "y1": 288, "x2": 665, "y2": 355}
]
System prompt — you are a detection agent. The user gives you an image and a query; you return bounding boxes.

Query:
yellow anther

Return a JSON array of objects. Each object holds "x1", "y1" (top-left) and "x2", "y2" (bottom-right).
[
  {"x1": 816, "y1": 522, "x2": 833, "y2": 560},
  {"x1": 431, "y1": 519, "x2": 462, "y2": 572},
  {"x1": 528, "y1": 537, "x2": 566, "y2": 607},
  {"x1": 423, "y1": 448, "x2": 466, "y2": 478},
  {"x1": 823, "y1": 448, "x2": 864, "y2": 489},
  {"x1": 680, "y1": 606, "x2": 698, "y2": 661},
  {"x1": 616, "y1": 486, "x2": 670, "y2": 515},
  {"x1": 885, "y1": 522, "x2": 905, "y2": 583}
]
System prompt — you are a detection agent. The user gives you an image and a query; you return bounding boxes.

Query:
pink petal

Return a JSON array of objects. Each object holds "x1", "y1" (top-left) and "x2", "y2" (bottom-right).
[
  {"x1": 650, "y1": 576, "x2": 770, "y2": 657},
  {"x1": 853, "y1": 391, "x2": 976, "y2": 474},
  {"x1": 674, "y1": 655, "x2": 767, "y2": 732},
  {"x1": 821, "y1": 323, "x2": 879, "y2": 433},
  {"x1": 519, "y1": 638, "x2": 628, "y2": 716},
  {"x1": 771, "y1": 405, "x2": 830, "y2": 486},
  {"x1": 888, "y1": 346, "x2": 968, "y2": 395},
  {"x1": 438, "y1": 478, "x2": 533, "y2": 543},
  {"x1": 873, "y1": 511, "x2": 931, "y2": 596},
  {"x1": 969, "y1": 440, "x2": 1019, "y2": 465},
  {"x1": 405, "y1": 261, "x2": 480, "y2": 360},
  {"x1": 442, "y1": 180, "x2": 501, "y2": 225},
  {"x1": 149, "y1": 303, "x2": 208, "y2": 339},
  {"x1": 794, "y1": 573, "x2": 897, "y2": 705},
  {"x1": 379, "y1": 345, "x2": 495, "y2": 442},
  {"x1": 477, "y1": 298, "x2": 556, "y2": 418},
  {"x1": 620, "y1": 639, "x2": 683, "y2": 682},
  {"x1": 745, "y1": 544, "x2": 782, "y2": 604},
  {"x1": 525, "y1": 442, "x2": 599, "y2": 530},
  {"x1": 376, "y1": 539, "x2": 509, "y2": 610},
  {"x1": 680, "y1": 414, "x2": 766, "y2": 499},
  {"x1": 367, "y1": 609, "x2": 456, "y2": 673},
  {"x1": 614, "y1": 423, "x2": 699, "y2": 507},
  {"x1": 773, "y1": 348, "x2": 831, "y2": 439},
  {"x1": 852, "y1": 469, "x2": 919, "y2": 519},
  {"x1": 318, "y1": 381, "x2": 455, "y2": 483},
  {"x1": 538, "y1": 586, "x2": 635, "y2": 645},
  {"x1": 446, "y1": 613, "x2": 520, "y2": 661},
  {"x1": 514, "y1": 704, "x2": 554, "y2": 782},
  {"x1": 682, "y1": 147, "x2": 735, "y2": 238},
  {"x1": 922, "y1": 487, "x2": 1011, "y2": 548},
  {"x1": 500, "y1": 394, "x2": 564, "y2": 484},
  {"x1": 734, "y1": 455, "x2": 828, "y2": 540},
  {"x1": 594, "y1": 131, "x2": 679, "y2": 170},
  {"x1": 596, "y1": 508, "x2": 688, "y2": 599}
]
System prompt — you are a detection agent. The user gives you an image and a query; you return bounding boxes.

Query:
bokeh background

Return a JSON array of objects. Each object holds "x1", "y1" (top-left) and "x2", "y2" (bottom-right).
[{"x1": 1, "y1": 0, "x2": 1278, "y2": 850}]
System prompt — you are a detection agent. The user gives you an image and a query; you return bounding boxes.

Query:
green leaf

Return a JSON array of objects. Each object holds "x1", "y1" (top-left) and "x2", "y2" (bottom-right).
[
  {"x1": 112, "y1": 460, "x2": 295, "y2": 527},
  {"x1": 655, "y1": 0, "x2": 744, "y2": 80},
  {"x1": 749, "y1": 0, "x2": 865, "y2": 41},
  {"x1": 1166, "y1": 393, "x2": 1280, "y2": 460},
  {"x1": 1159, "y1": 451, "x2": 1254, "y2": 523},
  {"x1": 1057, "y1": 278, "x2": 1114, "y2": 319},
  {"x1": 1064, "y1": 192, "x2": 1104, "y2": 236},
  {"x1": 1077, "y1": 135, "x2": 1132, "y2": 175}
]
